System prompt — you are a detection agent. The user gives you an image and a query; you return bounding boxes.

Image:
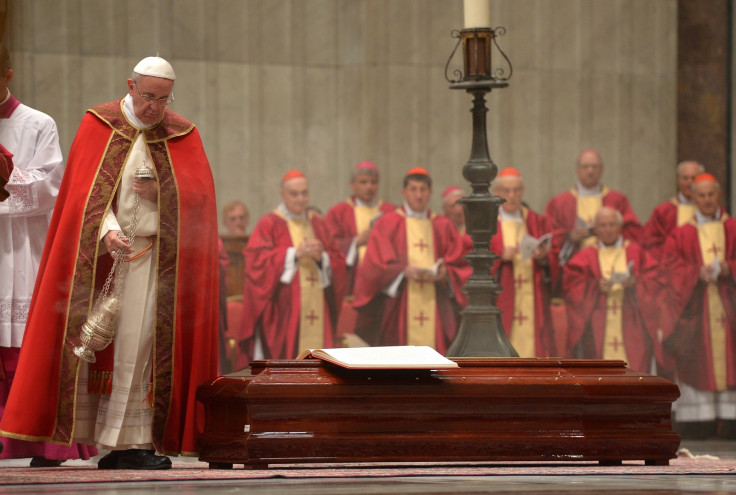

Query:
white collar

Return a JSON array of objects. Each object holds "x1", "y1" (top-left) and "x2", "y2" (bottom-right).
[
  {"x1": 403, "y1": 201, "x2": 428, "y2": 219},
  {"x1": 123, "y1": 94, "x2": 155, "y2": 130},
  {"x1": 695, "y1": 208, "x2": 721, "y2": 225},
  {"x1": 577, "y1": 182, "x2": 602, "y2": 197},
  {"x1": 355, "y1": 197, "x2": 378, "y2": 208},
  {"x1": 499, "y1": 208, "x2": 523, "y2": 221},
  {"x1": 0, "y1": 90, "x2": 10, "y2": 105},
  {"x1": 278, "y1": 202, "x2": 307, "y2": 221},
  {"x1": 677, "y1": 192, "x2": 693, "y2": 205},
  {"x1": 598, "y1": 235, "x2": 623, "y2": 249}
]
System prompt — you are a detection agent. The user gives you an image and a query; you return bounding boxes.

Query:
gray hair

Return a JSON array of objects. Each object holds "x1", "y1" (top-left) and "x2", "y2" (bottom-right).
[{"x1": 676, "y1": 160, "x2": 705, "y2": 174}]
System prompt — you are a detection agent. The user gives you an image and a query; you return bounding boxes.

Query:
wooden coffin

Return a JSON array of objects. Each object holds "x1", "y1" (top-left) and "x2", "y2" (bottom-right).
[{"x1": 197, "y1": 358, "x2": 680, "y2": 469}]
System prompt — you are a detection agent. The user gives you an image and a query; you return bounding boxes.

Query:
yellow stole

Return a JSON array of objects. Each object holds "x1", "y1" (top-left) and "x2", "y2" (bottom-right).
[
  {"x1": 597, "y1": 242, "x2": 628, "y2": 362},
  {"x1": 697, "y1": 218, "x2": 728, "y2": 391},
  {"x1": 672, "y1": 197, "x2": 696, "y2": 227},
  {"x1": 404, "y1": 211, "x2": 436, "y2": 348},
  {"x1": 351, "y1": 198, "x2": 381, "y2": 263},
  {"x1": 499, "y1": 210, "x2": 535, "y2": 358},
  {"x1": 275, "y1": 209, "x2": 325, "y2": 352},
  {"x1": 573, "y1": 186, "x2": 607, "y2": 248}
]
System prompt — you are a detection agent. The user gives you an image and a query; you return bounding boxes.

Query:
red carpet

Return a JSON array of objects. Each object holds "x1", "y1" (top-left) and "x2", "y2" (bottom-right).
[{"x1": 1, "y1": 455, "x2": 734, "y2": 485}]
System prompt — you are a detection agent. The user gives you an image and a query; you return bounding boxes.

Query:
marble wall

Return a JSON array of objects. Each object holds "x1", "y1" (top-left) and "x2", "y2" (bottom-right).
[{"x1": 6, "y1": 0, "x2": 677, "y2": 229}]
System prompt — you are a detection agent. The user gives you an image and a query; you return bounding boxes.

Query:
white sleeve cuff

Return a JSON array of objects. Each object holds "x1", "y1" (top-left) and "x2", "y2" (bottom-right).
[
  {"x1": 345, "y1": 238, "x2": 358, "y2": 267},
  {"x1": 280, "y1": 247, "x2": 298, "y2": 284},
  {"x1": 100, "y1": 209, "x2": 122, "y2": 242},
  {"x1": 319, "y1": 251, "x2": 332, "y2": 288},
  {"x1": 383, "y1": 271, "x2": 405, "y2": 298}
]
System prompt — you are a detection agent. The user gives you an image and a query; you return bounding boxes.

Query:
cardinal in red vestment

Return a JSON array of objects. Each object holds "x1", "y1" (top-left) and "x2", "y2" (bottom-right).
[
  {"x1": 237, "y1": 170, "x2": 346, "y2": 366},
  {"x1": 642, "y1": 160, "x2": 703, "y2": 258},
  {"x1": 352, "y1": 167, "x2": 470, "y2": 354},
  {"x1": 545, "y1": 149, "x2": 642, "y2": 276},
  {"x1": 324, "y1": 161, "x2": 395, "y2": 340},
  {"x1": 0, "y1": 57, "x2": 219, "y2": 469},
  {"x1": 490, "y1": 168, "x2": 556, "y2": 357},
  {"x1": 661, "y1": 174, "x2": 736, "y2": 438},
  {"x1": 562, "y1": 207, "x2": 663, "y2": 373}
]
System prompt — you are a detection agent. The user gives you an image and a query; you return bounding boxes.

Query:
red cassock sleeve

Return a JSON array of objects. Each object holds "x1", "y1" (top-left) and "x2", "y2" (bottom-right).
[
  {"x1": 352, "y1": 212, "x2": 407, "y2": 309},
  {"x1": 561, "y1": 247, "x2": 601, "y2": 356},
  {"x1": 324, "y1": 201, "x2": 357, "y2": 258},
  {"x1": 544, "y1": 192, "x2": 576, "y2": 260},
  {"x1": 238, "y1": 214, "x2": 293, "y2": 358},
  {"x1": 659, "y1": 225, "x2": 703, "y2": 342},
  {"x1": 642, "y1": 201, "x2": 676, "y2": 257}
]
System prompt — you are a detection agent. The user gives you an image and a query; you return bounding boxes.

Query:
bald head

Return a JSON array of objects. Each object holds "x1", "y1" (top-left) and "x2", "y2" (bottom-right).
[
  {"x1": 593, "y1": 206, "x2": 623, "y2": 246},
  {"x1": 576, "y1": 149, "x2": 603, "y2": 189}
]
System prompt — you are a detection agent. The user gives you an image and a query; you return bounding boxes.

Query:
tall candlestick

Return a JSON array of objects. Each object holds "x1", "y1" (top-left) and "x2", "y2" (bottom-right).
[{"x1": 463, "y1": 0, "x2": 491, "y2": 29}]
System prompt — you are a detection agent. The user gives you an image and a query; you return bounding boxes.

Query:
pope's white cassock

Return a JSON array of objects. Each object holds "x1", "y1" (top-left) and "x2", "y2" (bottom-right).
[{"x1": 0, "y1": 91, "x2": 64, "y2": 347}]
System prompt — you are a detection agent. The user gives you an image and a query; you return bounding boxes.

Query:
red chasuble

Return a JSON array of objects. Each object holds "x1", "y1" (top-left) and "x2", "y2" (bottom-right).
[
  {"x1": 237, "y1": 211, "x2": 346, "y2": 364},
  {"x1": 324, "y1": 197, "x2": 396, "y2": 296},
  {"x1": 661, "y1": 216, "x2": 736, "y2": 391},
  {"x1": 642, "y1": 197, "x2": 697, "y2": 258},
  {"x1": 545, "y1": 187, "x2": 643, "y2": 269},
  {"x1": 0, "y1": 100, "x2": 219, "y2": 455},
  {"x1": 562, "y1": 241, "x2": 663, "y2": 373},
  {"x1": 490, "y1": 208, "x2": 555, "y2": 357},
  {"x1": 352, "y1": 209, "x2": 470, "y2": 354}
]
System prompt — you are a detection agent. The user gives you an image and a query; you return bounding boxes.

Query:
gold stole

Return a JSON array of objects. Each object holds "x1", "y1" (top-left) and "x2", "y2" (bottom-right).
[
  {"x1": 598, "y1": 244, "x2": 628, "y2": 361},
  {"x1": 500, "y1": 215, "x2": 535, "y2": 358},
  {"x1": 406, "y1": 215, "x2": 436, "y2": 348},
  {"x1": 674, "y1": 197, "x2": 696, "y2": 227},
  {"x1": 698, "y1": 220, "x2": 728, "y2": 391},
  {"x1": 277, "y1": 210, "x2": 325, "y2": 352},
  {"x1": 353, "y1": 199, "x2": 381, "y2": 263},
  {"x1": 574, "y1": 187, "x2": 605, "y2": 249}
]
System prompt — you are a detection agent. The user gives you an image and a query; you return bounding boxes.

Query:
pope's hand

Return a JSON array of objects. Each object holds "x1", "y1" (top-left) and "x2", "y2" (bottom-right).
[
  {"x1": 103, "y1": 230, "x2": 134, "y2": 257},
  {"x1": 133, "y1": 178, "x2": 158, "y2": 202}
]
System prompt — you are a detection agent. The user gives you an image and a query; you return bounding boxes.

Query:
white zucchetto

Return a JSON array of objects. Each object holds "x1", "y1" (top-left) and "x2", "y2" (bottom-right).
[{"x1": 133, "y1": 56, "x2": 176, "y2": 81}]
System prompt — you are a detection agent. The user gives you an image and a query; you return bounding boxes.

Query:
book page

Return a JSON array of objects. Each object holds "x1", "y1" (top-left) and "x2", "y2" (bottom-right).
[
  {"x1": 296, "y1": 345, "x2": 459, "y2": 369},
  {"x1": 520, "y1": 233, "x2": 552, "y2": 261}
]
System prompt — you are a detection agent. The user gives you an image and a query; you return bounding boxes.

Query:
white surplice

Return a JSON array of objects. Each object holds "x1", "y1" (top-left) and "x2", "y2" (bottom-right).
[{"x1": 0, "y1": 95, "x2": 64, "y2": 348}]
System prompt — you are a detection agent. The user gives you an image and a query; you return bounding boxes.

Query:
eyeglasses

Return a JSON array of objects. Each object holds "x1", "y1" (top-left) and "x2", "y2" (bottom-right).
[{"x1": 133, "y1": 83, "x2": 174, "y2": 105}]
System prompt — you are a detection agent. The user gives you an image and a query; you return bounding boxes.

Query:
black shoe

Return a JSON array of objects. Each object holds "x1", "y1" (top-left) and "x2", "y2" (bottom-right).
[
  {"x1": 30, "y1": 456, "x2": 64, "y2": 467},
  {"x1": 97, "y1": 450, "x2": 123, "y2": 469},
  {"x1": 99, "y1": 449, "x2": 171, "y2": 470}
]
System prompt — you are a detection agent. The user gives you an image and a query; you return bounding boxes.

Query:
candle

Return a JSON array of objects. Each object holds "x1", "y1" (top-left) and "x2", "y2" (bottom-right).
[{"x1": 463, "y1": 0, "x2": 491, "y2": 29}]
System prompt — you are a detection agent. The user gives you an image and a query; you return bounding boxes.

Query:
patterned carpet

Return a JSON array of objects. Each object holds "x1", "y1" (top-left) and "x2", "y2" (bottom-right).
[{"x1": 1, "y1": 455, "x2": 734, "y2": 485}]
